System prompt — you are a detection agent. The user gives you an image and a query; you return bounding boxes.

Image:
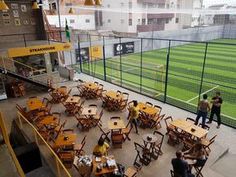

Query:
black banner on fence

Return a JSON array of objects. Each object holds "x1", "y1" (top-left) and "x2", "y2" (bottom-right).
[
  {"x1": 75, "y1": 47, "x2": 90, "y2": 62},
  {"x1": 114, "y1": 42, "x2": 134, "y2": 56}
]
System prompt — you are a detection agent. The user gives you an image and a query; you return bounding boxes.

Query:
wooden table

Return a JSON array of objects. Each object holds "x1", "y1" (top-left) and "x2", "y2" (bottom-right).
[
  {"x1": 27, "y1": 97, "x2": 44, "y2": 111},
  {"x1": 142, "y1": 134, "x2": 158, "y2": 144},
  {"x1": 54, "y1": 134, "x2": 76, "y2": 148},
  {"x1": 65, "y1": 96, "x2": 80, "y2": 104},
  {"x1": 54, "y1": 87, "x2": 67, "y2": 95},
  {"x1": 92, "y1": 156, "x2": 117, "y2": 176},
  {"x1": 81, "y1": 107, "x2": 97, "y2": 117},
  {"x1": 138, "y1": 102, "x2": 160, "y2": 116},
  {"x1": 37, "y1": 115, "x2": 59, "y2": 127},
  {"x1": 170, "y1": 119, "x2": 208, "y2": 139},
  {"x1": 108, "y1": 119, "x2": 126, "y2": 130},
  {"x1": 84, "y1": 82, "x2": 99, "y2": 90},
  {"x1": 106, "y1": 91, "x2": 123, "y2": 100}
]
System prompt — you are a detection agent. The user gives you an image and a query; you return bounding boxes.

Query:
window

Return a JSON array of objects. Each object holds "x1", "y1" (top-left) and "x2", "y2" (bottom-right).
[
  {"x1": 129, "y1": 2, "x2": 132, "y2": 9},
  {"x1": 85, "y1": 19, "x2": 90, "y2": 23},
  {"x1": 70, "y1": 19, "x2": 75, "y2": 23},
  {"x1": 108, "y1": 19, "x2": 111, "y2": 23},
  {"x1": 121, "y1": 19, "x2": 124, "y2": 24},
  {"x1": 175, "y1": 18, "x2": 179, "y2": 23},
  {"x1": 65, "y1": 3, "x2": 72, "y2": 6},
  {"x1": 138, "y1": 19, "x2": 141, "y2": 24},
  {"x1": 148, "y1": 19, "x2": 153, "y2": 24},
  {"x1": 121, "y1": 2, "x2": 124, "y2": 6},
  {"x1": 142, "y1": 18, "x2": 146, "y2": 25},
  {"x1": 166, "y1": 4, "x2": 169, "y2": 9},
  {"x1": 129, "y1": 19, "x2": 132, "y2": 26},
  {"x1": 107, "y1": 4, "x2": 110, "y2": 8},
  {"x1": 166, "y1": 19, "x2": 169, "y2": 24},
  {"x1": 51, "y1": 2, "x2": 57, "y2": 10}
]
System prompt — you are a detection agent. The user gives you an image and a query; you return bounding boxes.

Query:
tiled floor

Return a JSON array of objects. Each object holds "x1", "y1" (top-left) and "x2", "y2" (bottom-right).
[{"x1": 0, "y1": 73, "x2": 236, "y2": 177}]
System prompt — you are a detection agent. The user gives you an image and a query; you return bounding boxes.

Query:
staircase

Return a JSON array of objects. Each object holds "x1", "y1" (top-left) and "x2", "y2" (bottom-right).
[{"x1": 0, "y1": 57, "x2": 49, "y2": 89}]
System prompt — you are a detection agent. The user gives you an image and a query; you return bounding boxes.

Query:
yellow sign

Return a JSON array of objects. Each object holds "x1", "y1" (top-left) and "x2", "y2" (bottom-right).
[
  {"x1": 8, "y1": 43, "x2": 72, "y2": 58},
  {"x1": 90, "y1": 46, "x2": 102, "y2": 60}
]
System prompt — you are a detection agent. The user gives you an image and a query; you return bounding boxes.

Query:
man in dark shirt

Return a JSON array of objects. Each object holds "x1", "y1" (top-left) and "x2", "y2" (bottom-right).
[
  {"x1": 207, "y1": 91, "x2": 223, "y2": 128},
  {"x1": 171, "y1": 151, "x2": 194, "y2": 177}
]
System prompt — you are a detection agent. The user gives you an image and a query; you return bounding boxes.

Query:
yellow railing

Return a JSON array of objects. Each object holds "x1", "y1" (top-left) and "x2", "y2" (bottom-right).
[
  {"x1": 16, "y1": 111, "x2": 72, "y2": 177},
  {"x1": 0, "y1": 112, "x2": 25, "y2": 177}
]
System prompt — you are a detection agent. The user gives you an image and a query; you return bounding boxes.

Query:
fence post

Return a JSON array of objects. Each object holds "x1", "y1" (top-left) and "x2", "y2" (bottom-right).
[
  {"x1": 78, "y1": 35, "x2": 82, "y2": 73},
  {"x1": 197, "y1": 42, "x2": 208, "y2": 106},
  {"x1": 140, "y1": 38, "x2": 143, "y2": 92},
  {"x1": 89, "y1": 34, "x2": 92, "y2": 75},
  {"x1": 119, "y1": 37, "x2": 122, "y2": 86},
  {"x1": 164, "y1": 40, "x2": 171, "y2": 103},
  {"x1": 102, "y1": 36, "x2": 107, "y2": 81},
  {"x1": 23, "y1": 34, "x2": 26, "y2": 47}
]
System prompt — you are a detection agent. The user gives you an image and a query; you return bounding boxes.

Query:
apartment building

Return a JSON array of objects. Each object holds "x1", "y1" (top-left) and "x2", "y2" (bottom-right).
[
  {"x1": 99, "y1": 0, "x2": 200, "y2": 33},
  {"x1": 45, "y1": 0, "x2": 95, "y2": 30}
]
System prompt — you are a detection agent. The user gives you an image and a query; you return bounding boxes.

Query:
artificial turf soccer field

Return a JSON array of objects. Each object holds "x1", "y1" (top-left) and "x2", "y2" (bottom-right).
[{"x1": 78, "y1": 39, "x2": 236, "y2": 122}]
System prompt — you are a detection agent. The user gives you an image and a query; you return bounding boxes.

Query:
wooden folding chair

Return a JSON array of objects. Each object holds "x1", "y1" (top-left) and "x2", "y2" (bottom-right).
[
  {"x1": 93, "y1": 109, "x2": 103, "y2": 127},
  {"x1": 74, "y1": 135, "x2": 87, "y2": 156},
  {"x1": 186, "y1": 117, "x2": 195, "y2": 123},
  {"x1": 98, "y1": 124, "x2": 110, "y2": 142},
  {"x1": 202, "y1": 135, "x2": 217, "y2": 155},
  {"x1": 122, "y1": 121, "x2": 133, "y2": 141},
  {"x1": 193, "y1": 157, "x2": 208, "y2": 177},
  {"x1": 164, "y1": 116, "x2": 174, "y2": 134},
  {"x1": 199, "y1": 123, "x2": 210, "y2": 130},
  {"x1": 134, "y1": 142, "x2": 151, "y2": 166},
  {"x1": 58, "y1": 150, "x2": 75, "y2": 169},
  {"x1": 124, "y1": 166, "x2": 138, "y2": 177},
  {"x1": 153, "y1": 131, "x2": 164, "y2": 158},
  {"x1": 110, "y1": 116, "x2": 121, "y2": 120},
  {"x1": 150, "y1": 114, "x2": 165, "y2": 129},
  {"x1": 154, "y1": 105, "x2": 162, "y2": 115},
  {"x1": 75, "y1": 116, "x2": 91, "y2": 131},
  {"x1": 145, "y1": 102, "x2": 153, "y2": 107}
]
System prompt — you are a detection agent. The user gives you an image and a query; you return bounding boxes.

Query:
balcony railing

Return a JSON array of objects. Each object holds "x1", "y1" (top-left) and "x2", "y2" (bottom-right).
[
  {"x1": 147, "y1": 13, "x2": 175, "y2": 19},
  {"x1": 137, "y1": 0, "x2": 166, "y2": 4},
  {"x1": 137, "y1": 24, "x2": 165, "y2": 32}
]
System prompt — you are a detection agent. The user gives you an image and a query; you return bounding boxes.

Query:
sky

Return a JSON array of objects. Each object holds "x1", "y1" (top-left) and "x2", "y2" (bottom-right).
[{"x1": 203, "y1": 0, "x2": 236, "y2": 7}]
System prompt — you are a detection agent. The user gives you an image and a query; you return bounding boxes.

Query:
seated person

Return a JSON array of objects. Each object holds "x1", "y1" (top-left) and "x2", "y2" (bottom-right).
[
  {"x1": 172, "y1": 151, "x2": 195, "y2": 177},
  {"x1": 183, "y1": 143, "x2": 207, "y2": 167},
  {"x1": 93, "y1": 138, "x2": 110, "y2": 157}
]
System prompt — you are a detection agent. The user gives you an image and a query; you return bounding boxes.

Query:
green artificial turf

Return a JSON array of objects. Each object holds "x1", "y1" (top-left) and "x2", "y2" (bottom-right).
[{"x1": 75, "y1": 39, "x2": 236, "y2": 125}]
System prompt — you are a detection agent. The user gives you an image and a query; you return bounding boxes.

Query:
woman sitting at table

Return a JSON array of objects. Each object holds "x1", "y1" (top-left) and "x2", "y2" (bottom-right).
[
  {"x1": 93, "y1": 138, "x2": 110, "y2": 157},
  {"x1": 183, "y1": 143, "x2": 207, "y2": 168}
]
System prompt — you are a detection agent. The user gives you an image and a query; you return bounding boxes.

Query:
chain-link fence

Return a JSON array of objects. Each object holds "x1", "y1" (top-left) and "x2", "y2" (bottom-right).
[{"x1": 73, "y1": 33, "x2": 236, "y2": 128}]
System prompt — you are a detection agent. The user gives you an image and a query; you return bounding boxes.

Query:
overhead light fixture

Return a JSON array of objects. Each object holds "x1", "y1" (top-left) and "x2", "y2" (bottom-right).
[
  {"x1": 32, "y1": 1, "x2": 39, "y2": 10},
  {"x1": 68, "y1": 7, "x2": 74, "y2": 14},
  {"x1": 0, "y1": 0, "x2": 9, "y2": 10},
  {"x1": 94, "y1": 0, "x2": 102, "y2": 6},
  {"x1": 84, "y1": 0, "x2": 94, "y2": 6}
]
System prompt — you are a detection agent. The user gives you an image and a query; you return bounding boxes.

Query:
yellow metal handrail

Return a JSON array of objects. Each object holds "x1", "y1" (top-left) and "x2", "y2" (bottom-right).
[
  {"x1": 17, "y1": 111, "x2": 72, "y2": 177},
  {"x1": 0, "y1": 112, "x2": 25, "y2": 177}
]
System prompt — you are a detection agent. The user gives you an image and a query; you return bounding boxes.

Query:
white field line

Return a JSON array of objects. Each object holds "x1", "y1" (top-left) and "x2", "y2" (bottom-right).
[
  {"x1": 186, "y1": 85, "x2": 219, "y2": 103},
  {"x1": 106, "y1": 80, "x2": 235, "y2": 120}
]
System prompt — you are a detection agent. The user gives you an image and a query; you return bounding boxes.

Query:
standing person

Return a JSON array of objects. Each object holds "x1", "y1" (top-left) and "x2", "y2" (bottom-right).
[
  {"x1": 128, "y1": 100, "x2": 139, "y2": 134},
  {"x1": 194, "y1": 94, "x2": 210, "y2": 128},
  {"x1": 207, "y1": 91, "x2": 223, "y2": 128},
  {"x1": 171, "y1": 151, "x2": 194, "y2": 177}
]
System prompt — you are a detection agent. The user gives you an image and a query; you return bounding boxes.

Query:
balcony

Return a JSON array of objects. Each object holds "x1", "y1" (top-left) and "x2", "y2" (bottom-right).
[
  {"x1": 147, "y1": 13, "x2": 175, "y2": 19},
  {"x1": 137, "y1": 24, "x2": 164, "y2": 32},
  {"x1": 137, "y1": 0, "x2": 166, "y2": 4}
]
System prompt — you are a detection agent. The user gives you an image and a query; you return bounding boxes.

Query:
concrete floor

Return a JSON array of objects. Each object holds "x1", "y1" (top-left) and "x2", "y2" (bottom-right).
[{"x1": 0, "y1": 73, "x2": 236, "y2": 177}]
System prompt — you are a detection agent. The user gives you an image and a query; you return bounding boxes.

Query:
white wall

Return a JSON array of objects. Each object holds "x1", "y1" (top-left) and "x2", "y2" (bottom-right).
[{"x1": 47, "y1": 15, "x2": 95, "y2": 30}]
